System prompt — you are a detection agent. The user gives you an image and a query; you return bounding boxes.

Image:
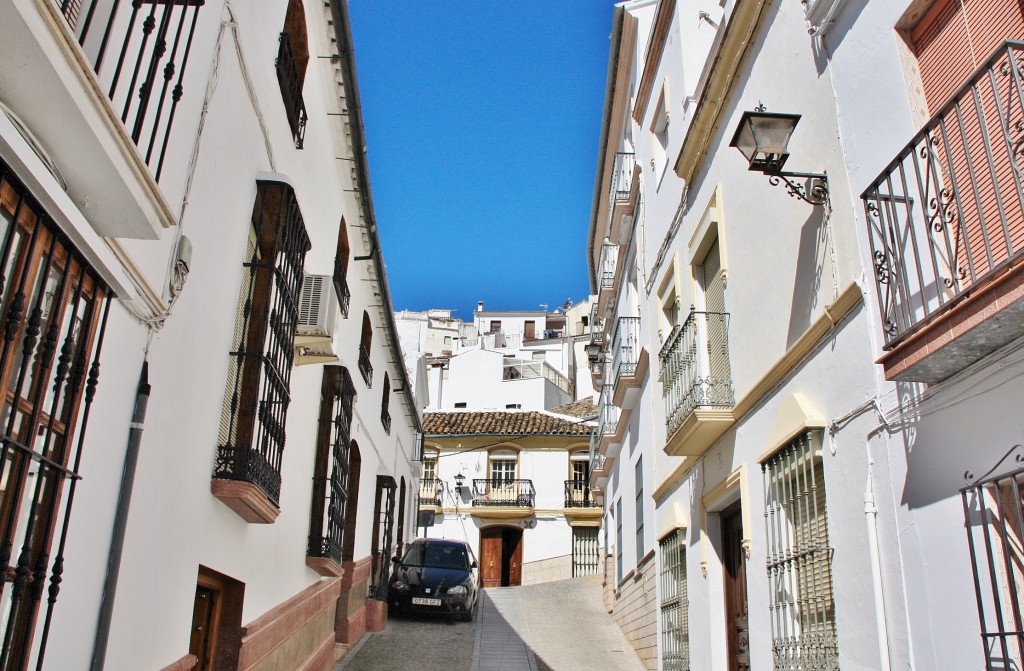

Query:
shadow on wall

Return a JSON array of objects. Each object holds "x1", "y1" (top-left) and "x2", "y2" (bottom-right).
[{"x1": 786, "y1": 205, "x2": 829, "y2": 350}]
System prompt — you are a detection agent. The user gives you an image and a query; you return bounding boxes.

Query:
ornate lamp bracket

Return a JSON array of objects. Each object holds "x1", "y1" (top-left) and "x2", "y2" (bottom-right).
[{"x1": 767, "y1": 171, "x2": 830, "y2": 206}]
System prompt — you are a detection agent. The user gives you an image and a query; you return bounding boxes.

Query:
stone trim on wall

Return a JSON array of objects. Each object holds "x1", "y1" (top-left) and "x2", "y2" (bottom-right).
[{"x1": 237, "y1": 577, "x2": 341, "y2": 671}]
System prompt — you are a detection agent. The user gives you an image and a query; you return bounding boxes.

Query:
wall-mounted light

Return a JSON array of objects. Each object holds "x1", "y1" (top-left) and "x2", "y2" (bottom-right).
[
  {"x1": 453, "y1": 472, "x2": 465, "y2": 490},
  {"x1": 585, "y1": 342, "x2": 603, "y2": 364},
  {"x1": 729, "y1": 105, "x2": 829, "y2": 206}
]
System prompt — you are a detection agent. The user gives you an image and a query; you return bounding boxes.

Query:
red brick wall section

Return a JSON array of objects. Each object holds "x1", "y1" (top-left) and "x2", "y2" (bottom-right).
[
  {"x1": 612, "y1": 555, "x2": 658, "y2": 671},
  {"x1": 336, "y1": 556, "x2": 373, "y2": 645}
]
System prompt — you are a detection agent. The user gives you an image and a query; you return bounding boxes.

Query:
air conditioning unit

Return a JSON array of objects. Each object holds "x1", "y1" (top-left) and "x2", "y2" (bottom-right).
[
  {"x1": 295, "y1": 274, "x2": 340, "y2": 365},
  {"x1": 297, "y1": 274, "x2": 339, "y2": 338}
]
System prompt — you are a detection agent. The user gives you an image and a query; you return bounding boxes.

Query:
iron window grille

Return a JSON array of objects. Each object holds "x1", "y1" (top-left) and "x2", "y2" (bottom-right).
[
  {"x1": 0, "y1": 159, "x2": 112, "y2": 670},
  {"x1": 214, "y1": 180, "x2": 311, "y2": 506},
  {"x1": 572, "y1": 527, "x2": 600, "y2": 577},
  {"x1": 616, "y1": 498, "x2": 624, "y2": 585},
  {"x1": 380, "y1": 375, "x2": 391, "y2": 435},
  {"x1": 276, "y1": 31, "x2": 308, "y2": 149},
  {"x1": 368, "y1": 476, "x2": 397, "y2": 601},
  {"x1": 358, "y1": 344, "x2": 373, "y2": 388},
  {"x1": 635, "y1": 457, "x2": 645, "y2": 566},
  {"x1": 332, "y1": 255, "x2": 351, "y2": 319},
  {"x1": 962, "y1": 444, "x2": 1024, "y2": 669},
  {"x1": 57, "y1": 0, "x2": 204, "y2": 180},
  {"x1": 307, "y1": 366, "x2": 356, "y2": 566},
  {"x1": 660, "y1": 530, "x2": 690, "y2": 671},
  {"x1": 762, "y1": 430, "x2": 839, "y2": 670}
]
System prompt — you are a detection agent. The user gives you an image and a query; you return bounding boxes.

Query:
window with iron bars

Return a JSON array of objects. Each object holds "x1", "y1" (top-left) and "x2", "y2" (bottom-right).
[
  {"x1": 660, "y1": 530, "x2": 689, "y2": 671},
  {"x1": 0, "y1": 158, "x2": 112, "y2": 670},
  {"x1": 307, "y1": 366, "x2": 356, "y2": 574},
  {"x1": 762, "y1": 430, "x2": 839, "y2": 670},
  {"x1": 616, "y1": 498, "x2": 624, "y2": 585},
  {"x1": 962, "y1": 452, "x2": 1024, "y2": 670},
  {"x1": 368, "y1": 476, "x2": 397, "y2": 600},
  {"x1": 213, "y1": 180, "x2": 311, "y2": 510}
]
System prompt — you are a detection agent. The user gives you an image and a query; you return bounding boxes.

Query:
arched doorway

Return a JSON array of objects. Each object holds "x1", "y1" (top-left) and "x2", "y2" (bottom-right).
[{"x1": 479, "y1": 526, "x2": 523, "y2": 587}]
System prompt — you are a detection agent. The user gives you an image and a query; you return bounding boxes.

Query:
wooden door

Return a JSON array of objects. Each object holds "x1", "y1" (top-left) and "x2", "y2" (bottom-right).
[
  {"x1": 189, "y1": 585, "x2": 219, "y2": 671},
  {"x1": 524, "y1": 320, "x2": 536, "y2": 341},
  {"x1": 481, "y1": 528, "x2": 503, "y2": 587},
  {"x1": 505, "y1": 528, "x2": 523, "y2": 587},
  {"x1": 722, "y1": 503, "x2": 749, "y2": 671}
]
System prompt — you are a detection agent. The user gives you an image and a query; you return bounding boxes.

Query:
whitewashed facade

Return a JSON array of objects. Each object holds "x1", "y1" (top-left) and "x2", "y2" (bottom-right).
[{"x1": 0, "y1": 1, "x2": 420, "y2": 669}]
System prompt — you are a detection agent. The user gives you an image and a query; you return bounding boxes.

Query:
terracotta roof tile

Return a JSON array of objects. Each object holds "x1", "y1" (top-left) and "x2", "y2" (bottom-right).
[
  {"x1": 423, "y1": 410, "x2": 594, "y2": 437},
  {"x1": 549, "y1": 397, "x2": 598, "y2": 418}
]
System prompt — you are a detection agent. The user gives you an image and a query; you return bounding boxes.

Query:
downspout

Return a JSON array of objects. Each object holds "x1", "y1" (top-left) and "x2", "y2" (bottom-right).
[
  {"x1": 330, "y1": 0, "x2": 422, "y2": 434},
  {"x1": 90, "y1": 361, "x2": 151, "y2": 671},
  {"x1": 864, "y1": 445, "x2": 892, "y2": 671}
]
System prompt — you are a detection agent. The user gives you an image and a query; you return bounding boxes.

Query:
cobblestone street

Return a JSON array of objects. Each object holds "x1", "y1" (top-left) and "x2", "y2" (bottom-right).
[{"x1": 335, "y1": 578, "x2": 645, "y2": 671}]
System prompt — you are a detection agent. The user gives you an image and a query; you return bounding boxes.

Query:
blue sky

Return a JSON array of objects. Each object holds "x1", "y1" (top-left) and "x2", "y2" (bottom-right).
[{"x1": 348, "y1": 1, "x2": 619, "y2": 320}]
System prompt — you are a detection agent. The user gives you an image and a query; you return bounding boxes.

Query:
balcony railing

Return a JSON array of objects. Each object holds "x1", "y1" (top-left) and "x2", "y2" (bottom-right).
[
  {"x1": 609, "y1": 152, "x2": 636, "y2": 207},
  {"x1": 418, "y1": 478, "x2": 442, "y2": 507},
  {"x1": 565, "y1": 480, "x2": 599, "y2": 508},
  {"x1": 599, "y1": 242, "x2": 619, "y2": 289},
  {"x1": 333, "y1": 257, "x2": 351, "y2": 319},
  {"x1": 57, "y1": 0, "x2": 205, "y2": 180},
  {"x1": 660, "y1": 310, "x2": 734, "y2": 437},
  {"x1": 611, "y1": 316, "x2": 641, "y2": 383},
  {"x1": 481, "y1": 330, "x2": 522, "y2": 350},
  {"x1": 358, "y1": 344, "x2": 373, "y2": 387},
  {"x1": 863, "y1": 40, "x2": 1024, "y2": 348},
  {"x1": 276, "y1": 32, "x2": 308, "y2": 149},
  {"x1": 502, "y1": 360, "x2": 573, "y2": 395},
  {"x1": 471, "y1": 479, "x2": 535, "y2": 507}
]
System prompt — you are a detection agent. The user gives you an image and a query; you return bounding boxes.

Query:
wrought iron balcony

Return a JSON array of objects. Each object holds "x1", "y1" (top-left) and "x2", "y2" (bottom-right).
[
  {"x1": 276, "y1": 31, "x2": 308, "y2": 149},
  {"x1": 418, "y1": 478, "x2": 442, "y2": 507},
  {"x1": 611, "y1": 317, "x2": 641, "y2": 381},
  {"x1": 863, "y1": 41, "x2": 1024, "y2": 380},
  {"x1": 471, "y1": 479, "x2": 535, "y2": 507},
  {"x1": 599, "y1": 242, "x2": 620, "y2": 290},
  {"x1": 56, "y1": 0, "x2": 205, "y2": 180},
  {"x1": 609, "y1": 152, "x2": 636, "y2": 207},
  {"x1": 333, "y1": 257, "x2": 351, "y2": 319},
  {"x1": 358, "y1": 344, "x2": 373, "y2": 387},
  {"x1": 565, "y1": 480, "x2": 600, "y2": 508},
  {"x1": 660, "y1": 310, "x2": 734, "y2": 438}
]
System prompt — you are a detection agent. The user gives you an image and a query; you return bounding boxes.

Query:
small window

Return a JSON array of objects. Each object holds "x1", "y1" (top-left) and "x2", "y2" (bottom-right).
[
  {"x1": 358, "y1": 312, "x2": 373, "y2": 387},
  {"x1": 333, "y1": 217, "x2": 351, "y2": 318},
  {"x1": 505, "y1": 403, "x2": 521, "y2": 410},
  {"x1": 650, "y1": 88, "x2": 670, "y2": 177},
  {"x1": 454, "y1": 402, "x2": 467, "y2": 409},
  {"x1": 381, "y1": 372, "x2": 391, "y2": 434},
  {"x1": 489, "y1": 320, "x2": 502, "y2": 332},
  {"x1": 277, "y1": 0, "x2": 309, "y2": 148}
]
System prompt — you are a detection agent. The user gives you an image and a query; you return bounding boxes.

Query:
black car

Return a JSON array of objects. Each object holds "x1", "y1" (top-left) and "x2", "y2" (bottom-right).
[{"x1": 389, "y1": 539, "x2": 478, "y2": 621}]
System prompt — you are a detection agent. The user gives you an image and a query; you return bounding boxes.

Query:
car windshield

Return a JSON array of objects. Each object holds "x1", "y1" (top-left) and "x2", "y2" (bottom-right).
[{"x1": 402, "y1": 543, "x2": 468, "y2": 570}]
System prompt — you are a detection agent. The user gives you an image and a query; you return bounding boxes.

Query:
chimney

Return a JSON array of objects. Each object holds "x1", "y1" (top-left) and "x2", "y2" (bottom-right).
[{"x1": 477, "y1": 301, "x2": 484, "y2": 312}]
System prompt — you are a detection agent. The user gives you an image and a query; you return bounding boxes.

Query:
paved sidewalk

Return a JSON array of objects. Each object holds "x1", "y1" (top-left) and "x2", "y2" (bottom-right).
[
  {"x1": 474, "y1": 578, "x2": 645, "y2": 671},
  {"x1": 471, "y1": 588, "x2": 538, "y2": 671}
]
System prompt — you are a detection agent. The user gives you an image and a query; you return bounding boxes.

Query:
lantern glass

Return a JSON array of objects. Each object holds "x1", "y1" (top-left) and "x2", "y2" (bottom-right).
[{"x1": 730, "y1": 111, "x2": 802, "y2": 173}]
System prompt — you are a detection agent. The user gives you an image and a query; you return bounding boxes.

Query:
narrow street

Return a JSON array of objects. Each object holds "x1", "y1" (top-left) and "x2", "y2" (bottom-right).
[{"x1": 335, "y1": 577, "x2": 645, "y2": 671}]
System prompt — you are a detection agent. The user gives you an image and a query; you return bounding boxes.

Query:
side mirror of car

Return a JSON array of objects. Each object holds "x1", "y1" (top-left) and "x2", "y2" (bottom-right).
[
  {"x1": 470, "y1": 560, "x2": 478, "y2": 569},
  {"x1": 391, "y1": 556, "x2": 401, "y2": 565}
]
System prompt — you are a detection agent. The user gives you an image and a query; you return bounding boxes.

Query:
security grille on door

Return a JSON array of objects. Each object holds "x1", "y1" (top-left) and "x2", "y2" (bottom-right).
[
  {"x1": 368, "y1": 476, "x2": 397, "y2": 600},
  {"x1": 660, "y1": 530, "x2": 689, "y2": 671},
  {"x1": 762, "y1": 430, "x2": 839, "y2": 670},
  {"x1": 572, "y1": 527, "x2": 599, "y2": 577}
]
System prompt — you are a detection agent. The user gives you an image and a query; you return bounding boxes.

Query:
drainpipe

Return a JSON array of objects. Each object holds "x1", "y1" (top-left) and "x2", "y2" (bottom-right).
[
  {"x1": 90, "y1": 361, "x2": 151, "y2": 671},
  {"x1": 864, "y1": 450, "x2": 892, "y2": 671}
]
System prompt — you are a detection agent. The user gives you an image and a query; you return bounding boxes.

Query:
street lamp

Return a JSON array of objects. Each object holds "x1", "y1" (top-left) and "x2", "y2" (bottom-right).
[
  {"x1": 729, "y1": 105, "x2": 829, "y2": 206},
  {"x1": 453, "y1": 472, "x2": 465, "y2": 491},
  {"x1": 585, "y1": 342, "x2": 603, "y2": 364}
]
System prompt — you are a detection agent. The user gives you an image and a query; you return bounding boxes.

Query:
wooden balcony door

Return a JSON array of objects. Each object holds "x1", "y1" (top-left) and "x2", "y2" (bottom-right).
[
  {"x1": 480, "y1": 527, "x2": 523, "y2": 587},
  {"x1": 722, "y1": 503, "x2": 750, "y2": 671}
]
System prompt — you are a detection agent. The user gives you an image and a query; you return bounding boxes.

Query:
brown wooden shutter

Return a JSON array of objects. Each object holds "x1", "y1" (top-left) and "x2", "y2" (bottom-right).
[{"x1": 911, "y1": 0, "x2": 1024, "y2": 284}]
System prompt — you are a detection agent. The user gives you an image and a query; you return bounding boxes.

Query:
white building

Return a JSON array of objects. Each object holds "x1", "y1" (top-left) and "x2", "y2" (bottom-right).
[
  {"x1": 588, "y1": 0, "x2": 893, "y2": 669},
  {"x1": 419, "y1": 409, "x2": 601, "y2": 587},
  {"x1": 0, "y1": 0, "x2": 420, "y2": 669}
]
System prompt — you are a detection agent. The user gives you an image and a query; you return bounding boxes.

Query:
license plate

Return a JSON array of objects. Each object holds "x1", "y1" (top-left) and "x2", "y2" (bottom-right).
[{"x1": 412, "y1": 597, "x2": 441, "y2": 606}]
